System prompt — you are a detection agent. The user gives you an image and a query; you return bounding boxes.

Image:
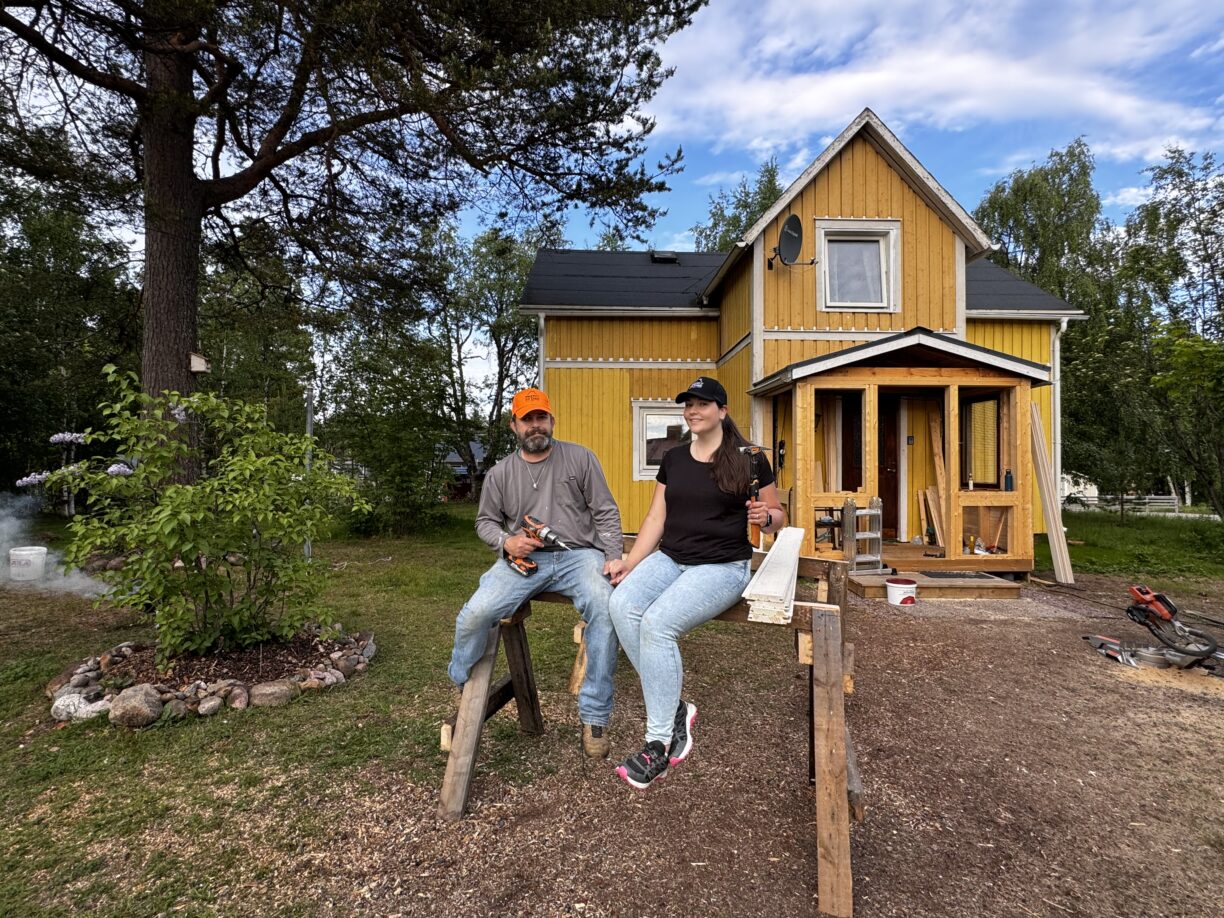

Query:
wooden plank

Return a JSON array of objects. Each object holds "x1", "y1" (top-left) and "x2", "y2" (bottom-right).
[
  {"x1": 568, "y1": 621, "x2": 587, "y2": 695},
  {"x1": 797, "y1": 638, "x2": 853, "y2": 697},
  {"x1": 501, "y1": 618, "x2": 544, "y2": 735},
  {"x1": 991, "y1": 508, "x2": 1007, "y2": 552},
  {"x1": 743, "y1": 526, "x2": 804, "y2": 623},
  {"x1": 845, "y1": 723, "x2": 865, "y2": 824},
  {"x1": 930, "y1": 413, "x2": 949, "y2": 543},
  {"x1": 917, "y1": 489, "x2": 929, "y2": 544},
  {"x1": 440, "y1": 675, "x2": 515, "y2": 751},
  {"x1": 1031, "y1": 402, "x2": 1074, "y2": 584},
  {"x1": 715, "y1": 599, "x2": 838, "y2": 633},
  {"x1": 814, "y1": 459, "x2": 825, "y2": 493},
  {"x1": 925, "y1": 486, "x2": 945, "y2": 548},
  {"x1": 439, "y1": 624, "x2": 501, "y2": 820},
  {"x1": 622, "y1": 536, "x2": 835, "y2": 582},
  {"x1": 811, "y1": 608, "x2": 853, "y2": 917}
]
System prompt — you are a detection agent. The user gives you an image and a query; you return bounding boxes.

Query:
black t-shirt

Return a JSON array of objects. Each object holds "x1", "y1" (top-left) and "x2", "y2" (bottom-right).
[{"x1": 657, "y1": 445, "x2": 776, "y2": 565}]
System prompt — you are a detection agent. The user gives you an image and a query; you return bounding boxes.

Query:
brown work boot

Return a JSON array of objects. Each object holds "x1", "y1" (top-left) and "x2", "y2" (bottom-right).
[{"x1": 582, "y1": 723, "x2": 611, "y2": 759}]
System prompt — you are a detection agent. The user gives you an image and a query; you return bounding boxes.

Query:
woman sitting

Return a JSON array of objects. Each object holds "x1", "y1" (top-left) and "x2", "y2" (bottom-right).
[{"x1": 606, "y1": 377, "x2": 784, "y2": 789}]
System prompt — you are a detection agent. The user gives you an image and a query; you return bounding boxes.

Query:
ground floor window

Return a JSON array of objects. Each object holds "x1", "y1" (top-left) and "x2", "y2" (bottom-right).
[
  {"x1": 960, "y1": 393, "x2": 1000, "y2": 488},
  {"x1": 632, "y1": 400, "x2": 689, "y2": 480}
]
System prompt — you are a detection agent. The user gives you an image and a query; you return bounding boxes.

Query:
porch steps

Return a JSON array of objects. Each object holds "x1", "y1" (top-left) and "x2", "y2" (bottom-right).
[{"x1": 850, "y1": 570, "x2": 1022, "y2": 600}]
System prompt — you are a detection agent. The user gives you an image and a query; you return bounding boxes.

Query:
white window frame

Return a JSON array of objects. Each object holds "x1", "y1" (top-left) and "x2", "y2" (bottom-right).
[
  {"x1": 632, "y1": 400, "x2": 688, "y2": 481},
  {"x1": 816, "y1": 218, "x2": 901, "y2": 313}
]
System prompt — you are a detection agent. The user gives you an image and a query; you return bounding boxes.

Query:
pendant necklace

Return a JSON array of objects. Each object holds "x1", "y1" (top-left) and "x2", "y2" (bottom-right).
[{"x1": 524, "y1": 452, "x2": 551, "y2": 490}]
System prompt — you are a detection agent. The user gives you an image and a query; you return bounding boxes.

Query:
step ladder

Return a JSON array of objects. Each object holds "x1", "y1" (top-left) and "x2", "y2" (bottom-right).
[{"x1": 841, "y1": 497, "x2": 884, "y2": 573}]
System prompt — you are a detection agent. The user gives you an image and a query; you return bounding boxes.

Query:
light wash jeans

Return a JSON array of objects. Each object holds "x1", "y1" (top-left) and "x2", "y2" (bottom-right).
[
  {"x1": 609, "y1": 550, "x2": 752, "y2": 745},
  {"x1": 449, "y1": 548, "x2": 617, "y2": 726}
]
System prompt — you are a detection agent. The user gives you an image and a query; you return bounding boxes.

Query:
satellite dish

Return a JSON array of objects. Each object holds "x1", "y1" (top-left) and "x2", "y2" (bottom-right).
[{"x1": 776, "y1": 214, "x2": 803, "y2": 266}]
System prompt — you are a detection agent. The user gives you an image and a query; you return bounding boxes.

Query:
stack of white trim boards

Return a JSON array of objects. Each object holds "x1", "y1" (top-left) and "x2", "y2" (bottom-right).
[{"x1": 743, "y1": 527, "x2": 805, "y2": 624}]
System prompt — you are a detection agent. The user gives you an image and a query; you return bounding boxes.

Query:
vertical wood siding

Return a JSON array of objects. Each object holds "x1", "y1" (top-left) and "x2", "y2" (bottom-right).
[
  {"x1": 764, "y1": 339, "x2": 867, "y2": 376},
  {"x1": 719, "y1": 346, "x2": 752, "y2": 426},
  {"x1": 718, "y1": 257, "x2": 752, "y2": 354},
  {"x1": 761, "y1": 136, "x2": 958, "y2": 335},
  {"x1": 546, "y1": 317, "x2": 718, "y2": 360},
  {"x1": 966, "y1": 319, "x2": 1055, "y2": 533},
  {"x1": 544, "y1": 365, "x2": 713, "y2": 529}
]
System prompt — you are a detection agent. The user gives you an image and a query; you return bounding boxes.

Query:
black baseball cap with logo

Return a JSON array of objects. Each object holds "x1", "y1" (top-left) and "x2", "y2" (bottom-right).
[{"x1": 674, "y1": 376, "x2": 727, "y2": 407}]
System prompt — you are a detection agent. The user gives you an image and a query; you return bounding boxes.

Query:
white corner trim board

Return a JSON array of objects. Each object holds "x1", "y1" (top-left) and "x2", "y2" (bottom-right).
[{"x1": 742, "y1": 527, "x2": 806, "y2": 625}]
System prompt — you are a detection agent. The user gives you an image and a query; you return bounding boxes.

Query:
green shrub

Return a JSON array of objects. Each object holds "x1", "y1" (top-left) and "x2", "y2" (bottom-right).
[{"x1": 48, "y1": 368, "x2": 368, "y2": 662}]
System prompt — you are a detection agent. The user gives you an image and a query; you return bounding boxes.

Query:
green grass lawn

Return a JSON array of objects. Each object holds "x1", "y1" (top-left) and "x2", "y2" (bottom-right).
[
  {"x1": 1036, "y1": 509, "x2": 1224, "y2": 586},
  {"x1": 6, "y1": 504, "x2": 1223, "y2": 913},
  {"x1": 0, "y1": 503, "x2": 609, "y2": 915}
]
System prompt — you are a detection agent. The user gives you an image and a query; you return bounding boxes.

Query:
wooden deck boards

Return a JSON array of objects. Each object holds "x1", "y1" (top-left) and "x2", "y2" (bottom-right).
[{"x1": 850, "y1": 569, "x2": 1021, "y2": 599}]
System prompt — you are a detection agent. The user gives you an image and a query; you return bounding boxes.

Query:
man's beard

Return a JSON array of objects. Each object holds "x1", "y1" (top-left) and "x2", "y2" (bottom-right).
[{"x1": 519, "y1": 430, "x2": 553, "y2": 454}]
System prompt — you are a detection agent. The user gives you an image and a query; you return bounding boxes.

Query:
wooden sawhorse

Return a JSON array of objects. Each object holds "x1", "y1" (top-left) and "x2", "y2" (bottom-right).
[{"x1": 437, "y1": 556, "x2": 859, "y2": 918}]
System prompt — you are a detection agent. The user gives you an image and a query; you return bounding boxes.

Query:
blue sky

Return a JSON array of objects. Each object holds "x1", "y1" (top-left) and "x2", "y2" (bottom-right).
[{"x1": 564, "y1": 0, "x2": 1224, "y2": 251}]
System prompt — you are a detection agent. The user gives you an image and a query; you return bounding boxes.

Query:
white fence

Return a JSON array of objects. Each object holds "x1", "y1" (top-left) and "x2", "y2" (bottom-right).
[{"x1": 1063, "y1": 493, "x2": 1179, "y2": 512}]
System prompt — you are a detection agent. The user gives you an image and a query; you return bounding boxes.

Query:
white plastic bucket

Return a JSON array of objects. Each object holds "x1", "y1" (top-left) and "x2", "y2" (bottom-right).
[
  {"x1": 885, "y1": 577, "x2": 917, "y2": 607},
  {"x1": 8, "y1": 546, "x2": 47, "y2": 581}
]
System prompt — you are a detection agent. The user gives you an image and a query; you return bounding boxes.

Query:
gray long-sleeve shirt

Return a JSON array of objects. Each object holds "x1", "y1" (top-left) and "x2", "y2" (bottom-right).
[{"x1": 476, "y1": 440, "x2": 623, "y2": 563}]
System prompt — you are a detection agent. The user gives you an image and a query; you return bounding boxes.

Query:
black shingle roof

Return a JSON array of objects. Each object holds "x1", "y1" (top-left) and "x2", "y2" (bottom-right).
[
  {"x1": 520, "y1": 249, "x2": 725, "y2": 309},
  {"x1": 965, "y1": 258, "x2": 1079, "y2": 313},
  {"x1": 520, "y1": 249, "x2": 1081, "y2": 315}
]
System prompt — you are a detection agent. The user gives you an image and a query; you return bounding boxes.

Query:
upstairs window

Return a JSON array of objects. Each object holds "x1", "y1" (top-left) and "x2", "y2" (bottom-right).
[{"x1": 816, "y1": 219, "x2": 901, "y2": 312}]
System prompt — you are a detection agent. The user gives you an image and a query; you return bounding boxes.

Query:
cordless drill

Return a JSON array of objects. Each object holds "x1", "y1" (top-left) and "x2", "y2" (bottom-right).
[{"x1": 504, "y1": 514, "x2": 572, "y2": 577}]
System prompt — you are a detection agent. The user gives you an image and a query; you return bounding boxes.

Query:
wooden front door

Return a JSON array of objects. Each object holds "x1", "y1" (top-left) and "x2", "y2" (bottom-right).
[{"x1": 878, "y1": 395, "x2": 899, "y2": 539}]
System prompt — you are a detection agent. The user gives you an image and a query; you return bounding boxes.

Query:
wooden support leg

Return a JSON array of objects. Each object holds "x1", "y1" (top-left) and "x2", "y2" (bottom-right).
[
  {"x1": 568, "y1": 621, "x2": 588, "y2": 696},
  {"x1": 439, "y1": 624, "x2": 501, "y2": 821},
  {"x1": 502, "y1": 615, "x2": 544, "y2": 735},
  {"x1": 440, "y1": 676, "x2": 515, "y2": 752},
  {"x1": 845, "y1": 723, "x2": 865, "y2": 824},
  {"x1": 812, "y1": 608, "x2": 853, "y2": 917}
]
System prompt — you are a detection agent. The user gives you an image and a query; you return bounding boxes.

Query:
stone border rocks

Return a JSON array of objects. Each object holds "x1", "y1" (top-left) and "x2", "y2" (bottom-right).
[{"x1": 45, "y1": 631, "x2": 377, "y2": 728}]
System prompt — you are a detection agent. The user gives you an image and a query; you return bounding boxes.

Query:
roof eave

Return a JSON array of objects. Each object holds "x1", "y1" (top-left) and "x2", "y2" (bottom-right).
[
  {"x1": 519, "y1": 304, "x2": 717, "y2": 318},
  {"x1": 749, "y1": 328, "x2": 1051, "y2": 395},
  {"x1": 699, "y1": 241, "x2": 750, "y2": 300},
  {"x1": 966, "y1": 309, "x2": 1087, "y2": 321}
]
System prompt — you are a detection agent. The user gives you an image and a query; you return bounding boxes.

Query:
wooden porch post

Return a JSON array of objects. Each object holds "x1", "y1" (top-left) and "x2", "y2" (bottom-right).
[
  {"x1": 794, "y1": 381, "x2": 814, "y2": 554},
  {"x1": 946, "y1": 384, "x2": 961, "y2": 555}
]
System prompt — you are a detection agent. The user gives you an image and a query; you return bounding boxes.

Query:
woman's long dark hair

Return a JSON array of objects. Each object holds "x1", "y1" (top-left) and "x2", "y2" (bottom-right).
[{"x1": 711, "y1": 414, "x2": 752, "y2": 495}]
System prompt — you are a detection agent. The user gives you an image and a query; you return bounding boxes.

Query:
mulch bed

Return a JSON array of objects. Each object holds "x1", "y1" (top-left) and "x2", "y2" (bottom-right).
[{"x1": 102, "y1": 633, "x2": 348, "y2": 687}]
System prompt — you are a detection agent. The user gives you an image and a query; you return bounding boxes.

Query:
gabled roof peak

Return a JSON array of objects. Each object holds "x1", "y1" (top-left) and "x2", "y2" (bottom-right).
[{"x1": 741, "y1": 108, "x2": 993, "y2": 257}]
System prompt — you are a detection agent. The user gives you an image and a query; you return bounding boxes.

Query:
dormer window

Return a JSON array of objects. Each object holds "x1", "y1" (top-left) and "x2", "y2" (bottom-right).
[{"x1": 816, "y1": 218, "x2": 901, "y2": 312}]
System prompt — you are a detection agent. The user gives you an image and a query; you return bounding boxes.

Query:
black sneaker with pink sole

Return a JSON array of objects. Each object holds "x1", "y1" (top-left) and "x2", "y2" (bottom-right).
[{"x1": 615, "y1": 741, "x2": 668, "y2": 789}]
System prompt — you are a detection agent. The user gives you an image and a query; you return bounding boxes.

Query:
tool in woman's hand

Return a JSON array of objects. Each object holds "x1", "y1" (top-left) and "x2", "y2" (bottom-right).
[{"x1": 737, "y1": 446, "x2": 770, "y2": 543}]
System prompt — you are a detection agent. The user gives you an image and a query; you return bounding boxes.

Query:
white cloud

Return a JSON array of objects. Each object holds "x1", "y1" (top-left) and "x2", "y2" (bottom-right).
[
  {"x1": 658, "y1": 229, "x2": 696, "y2": 251},
  {"x1": 693, "y1": 170, "x2": 747, "y2": 187},
  {"x1": 1190, "y1": 33, "x2": 1224, "y2": 58},
  {"x1": 1102, "y1": 185, "x2": 1152, "y2": 207},
  {"x1": 649, "y1": 1, "x2": 1224, "y2": 166}
]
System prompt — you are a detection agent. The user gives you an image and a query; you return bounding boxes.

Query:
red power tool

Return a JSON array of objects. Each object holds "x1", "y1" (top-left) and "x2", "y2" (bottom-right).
[{"x1": 504, "y1": 514, "x2": 572, "y2": 577}]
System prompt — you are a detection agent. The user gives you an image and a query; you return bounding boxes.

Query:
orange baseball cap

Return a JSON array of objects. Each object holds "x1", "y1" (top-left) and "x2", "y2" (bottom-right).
[{"x1": 511, "y1": 388, "x2": 553, "y2": 418}]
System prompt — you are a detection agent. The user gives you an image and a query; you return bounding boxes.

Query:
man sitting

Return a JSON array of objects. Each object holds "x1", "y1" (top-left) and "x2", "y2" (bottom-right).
[{"x1": 448, "y1": 388, "x2": 623, "y2": 758}]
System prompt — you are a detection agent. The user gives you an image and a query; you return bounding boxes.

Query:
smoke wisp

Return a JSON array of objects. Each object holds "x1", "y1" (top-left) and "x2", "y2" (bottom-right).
[{"x1": 1, "y1": 493, "x2": 106, "y2": 596}]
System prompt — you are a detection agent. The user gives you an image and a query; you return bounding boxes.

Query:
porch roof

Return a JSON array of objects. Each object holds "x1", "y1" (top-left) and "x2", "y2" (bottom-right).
[{"x1": 748, "y1": 327, "x2": 1051, "y2": 396}]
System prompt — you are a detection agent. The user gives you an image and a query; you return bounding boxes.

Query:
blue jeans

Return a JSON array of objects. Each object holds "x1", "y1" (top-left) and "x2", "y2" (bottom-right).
[
  {"x1": 449, "y1": 549, "x2": 617, "y2": 726},
  {"x1": 609, "y1": 551, "x2": 752, "y2": 745}
]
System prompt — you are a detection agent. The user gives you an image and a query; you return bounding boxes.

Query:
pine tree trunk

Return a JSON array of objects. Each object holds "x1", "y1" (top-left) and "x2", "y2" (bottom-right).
[{"x1": 141, "y1": 26, "x2": 203, "y2": 399}]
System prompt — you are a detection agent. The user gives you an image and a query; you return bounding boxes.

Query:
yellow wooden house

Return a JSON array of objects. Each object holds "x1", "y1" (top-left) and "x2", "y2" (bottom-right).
[{"x1": 520, "y1": 109, "x2": 1083, "y2": 573}]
